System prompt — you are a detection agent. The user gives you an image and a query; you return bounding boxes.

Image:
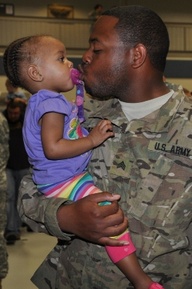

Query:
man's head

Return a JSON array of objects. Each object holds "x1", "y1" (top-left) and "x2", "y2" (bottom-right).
[
  {"x1": 81, "y1": 5, "x2": 169, "y2": 102},
  {"x1": 102, "y1": 5, "x2": 169, "y2": 72}
]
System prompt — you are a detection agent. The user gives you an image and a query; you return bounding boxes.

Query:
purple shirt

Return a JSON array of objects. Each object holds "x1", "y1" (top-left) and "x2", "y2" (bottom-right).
[{"x1": 23, "y1": 89, "x2": 91, "y2": 185}]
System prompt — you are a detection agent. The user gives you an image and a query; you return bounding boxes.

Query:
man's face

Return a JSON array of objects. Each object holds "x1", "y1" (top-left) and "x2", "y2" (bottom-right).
[
  {"x1": 81, "y1": 16, "x2": 130, "y2": 100},
  {"x1": 7, "y1": 107, "x2": 21, "y2": 123}
]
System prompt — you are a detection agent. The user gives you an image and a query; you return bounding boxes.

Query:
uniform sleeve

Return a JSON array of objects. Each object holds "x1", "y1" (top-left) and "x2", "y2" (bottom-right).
[
  {"x1": 0, "y1": 114, "x2": 9, "y2": 279},
  {"x1": 18, "y1": 173, "x2": 74, "y2": 240}
]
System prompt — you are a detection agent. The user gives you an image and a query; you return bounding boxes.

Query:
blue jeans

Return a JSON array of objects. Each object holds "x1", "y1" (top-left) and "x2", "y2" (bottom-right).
[{"x1": 6, "y1": 168, "x2": 29, "y2": 234}]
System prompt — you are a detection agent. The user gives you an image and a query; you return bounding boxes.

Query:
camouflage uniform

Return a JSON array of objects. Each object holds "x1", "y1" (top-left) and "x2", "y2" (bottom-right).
[
  {"x1": 0, "y1": 113, "x2": 9, "y2": 280},
  {"x1": 18, "y1": 86, "x2": 192, "y2": 289}
]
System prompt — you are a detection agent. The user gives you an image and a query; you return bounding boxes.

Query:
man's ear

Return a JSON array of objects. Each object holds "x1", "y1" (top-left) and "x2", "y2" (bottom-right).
[
  {"x1": 131, "y1": 43, "x2": 147, "y2": 68},
  {"x1": 27, "y1": 65, "x2": 43, "y2": 81}
]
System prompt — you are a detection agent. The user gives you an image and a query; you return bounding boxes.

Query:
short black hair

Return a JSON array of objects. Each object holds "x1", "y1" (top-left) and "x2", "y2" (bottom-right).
[{"x1": 102, "y1": 5, "x2": 169, "y2": 72}]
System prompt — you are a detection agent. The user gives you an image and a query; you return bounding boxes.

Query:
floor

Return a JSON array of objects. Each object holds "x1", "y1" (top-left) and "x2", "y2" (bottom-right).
[{"x1": 2, "y1": 228, "x2": 56, "y2": 289}]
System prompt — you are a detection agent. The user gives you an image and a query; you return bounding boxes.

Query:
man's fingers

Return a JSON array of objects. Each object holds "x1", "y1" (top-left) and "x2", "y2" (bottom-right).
[
  {"x1": 100, "y1": 216, "x2": 128, "y2": 238},
  {"x1": 88, "y1": 192, "x2": 121, "y2": 203},
  {"x1": 98, "y1": 234, "x2": 129, "y2": 246}
]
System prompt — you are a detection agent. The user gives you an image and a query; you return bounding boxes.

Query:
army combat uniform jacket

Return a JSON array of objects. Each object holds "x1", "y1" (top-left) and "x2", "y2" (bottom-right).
[
  {"x1": 19, "y1": 87, "x2": 192, "y2": 289},
  {"x1": 0, "y1": 113, "x2": 9, "y2": 280}
]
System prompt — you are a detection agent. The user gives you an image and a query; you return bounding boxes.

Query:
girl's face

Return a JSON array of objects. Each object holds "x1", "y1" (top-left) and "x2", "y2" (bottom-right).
[{"x1": 37, "y1": 37, "x2": 74, "y2": 93}]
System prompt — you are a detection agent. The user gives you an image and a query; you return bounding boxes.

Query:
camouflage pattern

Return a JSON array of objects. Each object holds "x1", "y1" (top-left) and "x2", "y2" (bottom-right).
[
  {"x1": 0, "y1": 113, "x2": 9, "y2": 279},
  {"x1": 165, "y1": 81, "x2": 182, "y2": 92},
  {"x1": 18, "y1": 86, "x2": 192, "y2": 289}
]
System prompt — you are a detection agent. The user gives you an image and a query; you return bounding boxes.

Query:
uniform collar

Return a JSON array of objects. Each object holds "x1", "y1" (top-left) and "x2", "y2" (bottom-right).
[{"x1": 85, "y1": 90, "x2": 185, "y2": 134}]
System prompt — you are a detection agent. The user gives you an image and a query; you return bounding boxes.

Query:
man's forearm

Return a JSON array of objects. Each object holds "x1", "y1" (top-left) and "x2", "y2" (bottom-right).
[{"x1": 18, "y1": 173, "x2": 74, "y2": 240}]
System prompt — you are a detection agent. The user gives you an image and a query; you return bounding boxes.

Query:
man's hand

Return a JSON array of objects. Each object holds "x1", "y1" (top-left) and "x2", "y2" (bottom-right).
[{"x1": 57, "y1": 192, "x2": 128, "y2": 246}]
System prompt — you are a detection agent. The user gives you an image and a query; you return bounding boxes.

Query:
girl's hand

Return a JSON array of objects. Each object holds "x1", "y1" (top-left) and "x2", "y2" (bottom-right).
[{"x1": 88, "y1": 119, "x2": 114, "y2": 147}]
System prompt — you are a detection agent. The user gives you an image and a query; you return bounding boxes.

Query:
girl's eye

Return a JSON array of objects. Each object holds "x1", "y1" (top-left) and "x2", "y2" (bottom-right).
[{"x1": 59, "y1": 57, "x2": 65, "y2": 62}]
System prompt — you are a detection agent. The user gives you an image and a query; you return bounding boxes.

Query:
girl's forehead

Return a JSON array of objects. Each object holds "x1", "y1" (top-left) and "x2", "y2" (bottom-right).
[
  {"x1": 39, "y1": 37, "x2": 65, "y2": 52},
  {"x1": 39, "y1": 36, "x2": 61, "y2": 45}
]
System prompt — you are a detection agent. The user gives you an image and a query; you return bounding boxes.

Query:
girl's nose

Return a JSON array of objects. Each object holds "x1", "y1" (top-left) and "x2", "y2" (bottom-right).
[{"x1": 67, "y1": 59, "x2": 73, "y2": 68}]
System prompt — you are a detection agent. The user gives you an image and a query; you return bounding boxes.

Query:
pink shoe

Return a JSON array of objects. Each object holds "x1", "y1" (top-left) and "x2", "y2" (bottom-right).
[{"x1": 149, "y1": 283, "x2": 164, "y2": 289}]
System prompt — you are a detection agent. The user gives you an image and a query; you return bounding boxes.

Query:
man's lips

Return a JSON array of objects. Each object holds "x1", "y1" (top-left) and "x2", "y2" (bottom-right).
[{"x1": 78, "y1": 64, "x2": 85, "y2": 80}]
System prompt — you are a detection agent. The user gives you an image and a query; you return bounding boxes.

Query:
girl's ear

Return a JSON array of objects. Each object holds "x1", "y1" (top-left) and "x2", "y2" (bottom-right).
[
  {"x1": 131, "y1": 43, "x2": 147, "y2": 68},
  {"x1": 27, "y1": 65, "x2": 43, "y2": 81}
]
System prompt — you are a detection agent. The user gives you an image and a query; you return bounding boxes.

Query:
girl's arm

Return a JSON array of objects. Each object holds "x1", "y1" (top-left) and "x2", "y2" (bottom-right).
[{"x1": 41, "y1": 112, "x2": 114, "y2": 159}]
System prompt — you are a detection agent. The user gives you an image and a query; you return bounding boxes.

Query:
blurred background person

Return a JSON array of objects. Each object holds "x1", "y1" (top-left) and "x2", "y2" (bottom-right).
[
  {"x1": 4, "y1": 78, "x2": 27, "y2": 104},
  {"x1": 3, "y1": 99, "x2": 30, "y2": 245},
  {"x1": 88, "y1": 4, "x2": 104, "y2": 20},
  {"x1": 88, "y1": 3, "x2": 104, "y2": 32},
  {"x1": 0, "y1": 111, "x2": 9, "y2": 288}
]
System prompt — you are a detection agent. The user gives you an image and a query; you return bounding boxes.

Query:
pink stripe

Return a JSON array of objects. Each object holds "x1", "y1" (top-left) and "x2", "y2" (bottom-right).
[
  {"x1": 45, "y1": 174, "x2": 86, "y2": 197},
  {"x1": 105, "y1": 232, "x2": 136, "y2": 263}
]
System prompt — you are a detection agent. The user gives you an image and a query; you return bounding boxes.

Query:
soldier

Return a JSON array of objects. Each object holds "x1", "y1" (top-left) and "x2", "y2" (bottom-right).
[
  {"x1": 0, "y1": 112, "x2": 9, "y2": 289},
  {"x1": 3, "y1": 100, "x2": 29, "y2": 245},
  {"x1": 13, "y1": 5, "x2": 192, "y2": 289}
]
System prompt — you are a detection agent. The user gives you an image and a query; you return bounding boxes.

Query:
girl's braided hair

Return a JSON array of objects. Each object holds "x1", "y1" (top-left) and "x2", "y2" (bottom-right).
[
  {"x1": 3, "y1": 35, "x2": 48, "y2": 89},
  {"x1": 3, "y1": 36, "x2": 32, "y2": 88}
]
